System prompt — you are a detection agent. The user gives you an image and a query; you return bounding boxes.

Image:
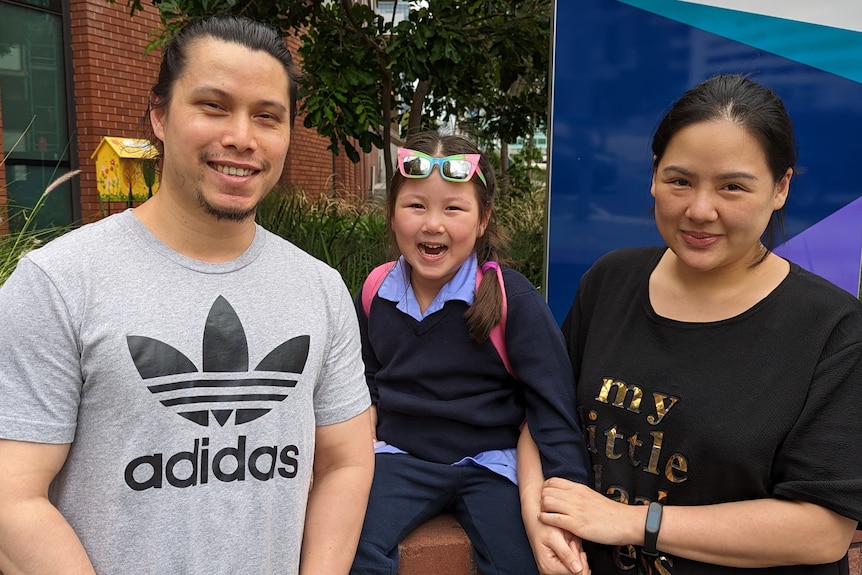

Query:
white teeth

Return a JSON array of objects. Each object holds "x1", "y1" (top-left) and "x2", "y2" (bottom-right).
[{"x1": 214, "y1": 164, "x2": 255, "y2": 177}]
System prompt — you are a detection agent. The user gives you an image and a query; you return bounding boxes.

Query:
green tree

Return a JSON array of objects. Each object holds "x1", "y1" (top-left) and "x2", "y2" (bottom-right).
[{"x1": 110, "y1": 0, "x2": 550, "y2": 190}]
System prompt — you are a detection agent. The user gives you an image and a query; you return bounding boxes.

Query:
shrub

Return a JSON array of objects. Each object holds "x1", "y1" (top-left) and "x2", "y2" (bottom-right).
[
  {"x1": 0, "y1": 144, "x2": 79, "y2": 286},
  {"x1": 255, "y1": 188, "x2": 390, "y2": 296},
  {"x1": 257, "y1": 176, "x2": 548, "y2": 295}
]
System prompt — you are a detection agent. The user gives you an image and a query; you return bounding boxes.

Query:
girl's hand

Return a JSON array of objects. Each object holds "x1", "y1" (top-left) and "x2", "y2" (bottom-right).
[
  {"x1": 369, "y1": 405, "x2": 378, "y2": 442},
  {"x1": 540, "y1": 478, "x2": 644, "y2": 547},
  {"x1": 527, "y1": 521, "x2": 590, "y2": 575}
]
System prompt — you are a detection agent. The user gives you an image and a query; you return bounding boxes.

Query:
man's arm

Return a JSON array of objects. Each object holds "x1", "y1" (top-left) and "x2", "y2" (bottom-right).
[
  {"x1": 0, "y1": 439, "x2": 95, "y2": 575},
  {"x1": 300, "y1": 408, "x2": 374, "y2": 575}
]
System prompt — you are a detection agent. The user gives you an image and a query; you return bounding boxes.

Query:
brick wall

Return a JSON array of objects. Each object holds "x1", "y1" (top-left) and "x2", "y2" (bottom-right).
[
  {"x1": 68, "y1": 2, "x2": 376, "y2": 224},
  {"x1": 394, "y1": 525, "x2": 862, "y2": 575},
  {"x1": 850, "y1": 531, "x2": 862, "y2": 575},
  {"x1": 282, "y1": 35, "x2": 378, "y2": 199},
  {"x1": 69, "y1": 0, "x2": 162, "y2": 222}
]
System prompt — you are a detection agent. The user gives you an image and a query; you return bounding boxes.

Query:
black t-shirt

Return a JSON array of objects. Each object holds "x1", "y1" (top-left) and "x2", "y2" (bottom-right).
[{"x1": 563, "y1": 247, "x2": 862, "y2": 574}]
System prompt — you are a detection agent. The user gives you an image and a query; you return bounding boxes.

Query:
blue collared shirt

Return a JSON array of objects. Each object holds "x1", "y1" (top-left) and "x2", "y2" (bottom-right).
[
  {"x1": 373, "y1": 254, "x2": 518, "y2": 484},
  {"x1": 378, "y1": 253, "x2": 477, "y2": 320}
]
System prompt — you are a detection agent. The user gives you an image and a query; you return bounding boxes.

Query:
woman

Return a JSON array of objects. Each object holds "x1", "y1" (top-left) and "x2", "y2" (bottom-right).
[{"x1": 530, "y1": 74, "x2": 862, "y2": 574}]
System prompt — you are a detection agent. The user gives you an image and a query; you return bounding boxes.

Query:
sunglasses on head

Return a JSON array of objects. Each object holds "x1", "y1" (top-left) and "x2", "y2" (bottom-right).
[{"x1": 397, "y1": 148, "x2": 486, "y2": 185}]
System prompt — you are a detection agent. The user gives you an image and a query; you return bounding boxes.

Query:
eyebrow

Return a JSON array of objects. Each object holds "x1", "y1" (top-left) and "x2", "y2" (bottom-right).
[
  {"x1": 190, "y1": 86, "x2": 288, "y2": 114},
  {"x1": 661, "y1": 165, "x2": 759, "y2": 181}
]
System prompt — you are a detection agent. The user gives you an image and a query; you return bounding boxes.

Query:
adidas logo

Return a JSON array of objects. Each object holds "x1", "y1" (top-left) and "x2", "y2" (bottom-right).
[
  {"x1": 127, "y1": 296, "x2": 310, "y2": 427},
  {"x1": 124, "y1": 436, "x2": 300, "y2": 490}
]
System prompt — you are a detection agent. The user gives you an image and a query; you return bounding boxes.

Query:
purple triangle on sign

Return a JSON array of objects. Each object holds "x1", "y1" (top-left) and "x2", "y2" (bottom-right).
[{"x1": 775, "y1": 196, "x2": 862, "y2": 297}]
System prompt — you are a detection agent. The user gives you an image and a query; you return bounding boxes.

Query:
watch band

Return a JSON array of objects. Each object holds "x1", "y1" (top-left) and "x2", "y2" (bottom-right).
[{"x1": 642, "y1": 501, "x2": 663, "y2": 556}]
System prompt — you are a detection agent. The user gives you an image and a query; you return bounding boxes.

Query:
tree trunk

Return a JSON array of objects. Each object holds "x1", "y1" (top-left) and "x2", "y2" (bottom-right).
[
  {"x1": 407, "y1": 78, "x2": 432, "y2": 136},
  {"x1": 500, "y1": 141, "x2": 509, "y2": 196},
  {"x1": 381, "y1": 67, "x2": 394, "y2": 193}
]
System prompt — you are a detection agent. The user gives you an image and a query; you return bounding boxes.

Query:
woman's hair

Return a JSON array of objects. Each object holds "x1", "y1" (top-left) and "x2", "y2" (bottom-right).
[
  {"x1": 651, "y1": 74, "x2": 797, "y2": 254},
  {"x1": 144, "y1": 15, "x2": 300, "y2": 160},
  {"x1": 388, "y1": 131, "x2": 507, "y2": 343}
]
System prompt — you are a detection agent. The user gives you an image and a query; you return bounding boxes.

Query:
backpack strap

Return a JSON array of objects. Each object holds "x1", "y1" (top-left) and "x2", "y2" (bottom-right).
[
  {"x1": 361, "y1": 261, "x2": 397, "y2": 318},
  {"x1": 361, "y1": 259, "x2": 514, "y2": 378},
  {"x1": 479, "y1": 261, "x2": 513, "y2": 378}
]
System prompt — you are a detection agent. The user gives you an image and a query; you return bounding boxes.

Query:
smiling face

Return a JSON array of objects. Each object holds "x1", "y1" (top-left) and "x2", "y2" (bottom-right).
[
  {"x1": 392, "y1": 171, "x2": 489, "y2": 298},
  {"x1": 150, "y1": 36, "x2": 292, "y2": 223},
  {"x1": 651, "y1": 119, "x2": 791, "y2": 277}
]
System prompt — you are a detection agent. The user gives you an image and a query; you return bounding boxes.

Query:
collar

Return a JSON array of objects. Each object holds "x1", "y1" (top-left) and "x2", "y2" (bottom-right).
[{"x1": 378, "y1": 254, "x2": 477, "y2": 321}]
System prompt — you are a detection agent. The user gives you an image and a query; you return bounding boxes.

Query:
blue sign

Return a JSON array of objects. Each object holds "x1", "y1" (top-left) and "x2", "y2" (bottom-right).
[{"x1": 546, "y1": 0, "x2": 862, "y2": 322}]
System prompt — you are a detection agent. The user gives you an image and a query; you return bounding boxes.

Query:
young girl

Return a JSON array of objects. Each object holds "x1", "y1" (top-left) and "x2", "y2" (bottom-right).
[{"x1": 350, "y1": 132, "x2": 590, "y2": 575}]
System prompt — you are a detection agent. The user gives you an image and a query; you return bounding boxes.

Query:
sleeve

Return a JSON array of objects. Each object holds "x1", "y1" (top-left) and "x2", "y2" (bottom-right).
[
  {"x1": 504, "y1": 270, "x2": 590, "y2": 484},
  {"x1": 353, "y1": 291, "x2": 381, "y2": 403},
  {"x1": 0, "y1": 257, "x2": 82, "y2": 443},
  {"x1": 772, "y1": 306, "x2": 862, "y2": 523},
  {"x1": 312, "y1": 276, "x2": 371, "y2": 426}
]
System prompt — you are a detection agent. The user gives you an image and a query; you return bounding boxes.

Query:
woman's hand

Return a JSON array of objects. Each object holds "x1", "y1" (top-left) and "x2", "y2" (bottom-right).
[
  {"x1": 540, "y1": 477, "x2": 645, "y2": 547},
  {"x1": 540, "y1": 478, "x2": 858, "y2": 568}
]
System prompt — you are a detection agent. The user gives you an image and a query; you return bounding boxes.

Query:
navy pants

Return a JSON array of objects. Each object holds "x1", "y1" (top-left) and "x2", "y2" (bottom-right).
[{"x1": 350, "y1": 453, "x2": 539, "y2": 575}]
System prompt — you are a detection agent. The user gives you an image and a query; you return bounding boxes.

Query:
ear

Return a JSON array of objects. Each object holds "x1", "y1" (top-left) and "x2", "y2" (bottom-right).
[
  {"x1": 650, "y1": 156, "x2": 659, "y2": 198},
  {"x1": 773, "y1": 167, "x2": 792, "y2": 210},
  {"x1": 150, "y1": 102, "x2": 166, "y2": 142},
  {"x1": 477, "y1": 206, "x2": 491, "y2": 237}
]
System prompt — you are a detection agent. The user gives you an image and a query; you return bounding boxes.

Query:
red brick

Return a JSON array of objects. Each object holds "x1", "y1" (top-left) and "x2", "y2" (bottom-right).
[
  {"x1": 397, "y1": 514, "x2": 477, "y2": 575},
  {"x1": 849, "y1": 545, "x2": 861, "y2": 575},
  {"x1": 61, "y1": 0, "x2": 375, "y2": 223}
]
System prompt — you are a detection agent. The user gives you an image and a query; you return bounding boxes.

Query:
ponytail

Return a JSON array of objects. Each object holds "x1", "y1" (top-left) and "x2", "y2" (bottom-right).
[{"x1": 465, "y1": 222, "x2": 509, "y2": 342}]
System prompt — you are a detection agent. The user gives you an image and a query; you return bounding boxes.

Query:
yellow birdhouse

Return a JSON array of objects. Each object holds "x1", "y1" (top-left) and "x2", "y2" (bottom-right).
[{"x1": 90, "y1": 136, "x2": 159, "y2": 202}]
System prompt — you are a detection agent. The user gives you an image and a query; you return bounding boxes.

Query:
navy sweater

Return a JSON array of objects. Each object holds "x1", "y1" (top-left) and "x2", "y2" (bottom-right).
[{"x1": 356, "y1": 267, "x2": 589, "y2": 483}]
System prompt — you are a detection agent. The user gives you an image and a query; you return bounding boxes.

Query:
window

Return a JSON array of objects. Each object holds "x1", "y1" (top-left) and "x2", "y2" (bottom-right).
[{"x1": 0, "y1": 1, "x2": 73, "y2": 230}]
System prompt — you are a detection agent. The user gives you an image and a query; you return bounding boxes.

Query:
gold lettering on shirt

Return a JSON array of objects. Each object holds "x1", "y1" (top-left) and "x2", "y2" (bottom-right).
[
  {"x1": 606, "y1": 485, "x2": 629, "y2": 504},
  {"x1": 643, "y1": 431, "x2": 663, "y2": 475},
  {"x1": 613, "y1": 544, "x2": 638, "y2": 571},
  {"x1": 585, "y1": 410, "x2": 598, "y2": 454},
  {"x1": 596, "y1": 378, "x2": 643, "y2": 413},
  {"x1": 665, "y1": 453, "x2": 688, "y2": 483},
  {"x1": 605, "y1": 425, "x2": 625, "y2": 459},
  {"x1": 627, "y1": 433, "x2": 643, "y2": 467},
  {"x1": 647, "y1": 393, "x2": 679, "y2": 425}
]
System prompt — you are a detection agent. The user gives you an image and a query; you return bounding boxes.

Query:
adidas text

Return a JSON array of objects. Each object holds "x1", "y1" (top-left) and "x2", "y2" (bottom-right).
[{"x1": 125, "y1": 436, "x2": 299, "y2": 491}]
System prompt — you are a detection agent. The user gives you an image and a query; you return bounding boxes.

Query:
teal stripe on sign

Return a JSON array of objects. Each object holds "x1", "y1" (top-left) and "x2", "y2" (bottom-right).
[{"x1": 618, "y1": 0, "x2": 862, "y2": 84}]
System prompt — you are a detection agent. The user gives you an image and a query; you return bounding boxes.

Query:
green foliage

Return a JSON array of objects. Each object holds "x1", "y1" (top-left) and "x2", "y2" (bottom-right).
[
  {"x1": 496, "y1": 175, "x2": 547, "y2": 291},
  {"x1": 0, "y1": 121, "x2": 78, "y2": 286},
  {"x1": 109, "y1": 0, "x2": 552, "y2": 183},
  {"x1": 505, "y1": 140, "x2": 547, "y2": 200},
  {"x1": 1, "y1": 171, "x2": 79, "y2": 286},
  {"x1": 255, "y1": 166, "x2": 548, "y2": 295},
  {"x1": 255, "y1": 189, "x2": 390, "y2": 296}
]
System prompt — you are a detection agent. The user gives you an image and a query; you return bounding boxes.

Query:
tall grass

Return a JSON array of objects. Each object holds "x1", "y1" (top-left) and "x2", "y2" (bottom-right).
[
  {"x1": 497, "y1": 183, "x2": 547, "y2": 291},
  {"x1": 1, "y1": 157, "x2": 549, "y2": 295},
  {"x1": 0, "y1": 170, "x2": 80, "y2": 285},
  {"x1": 256, "y1": 189, "x2": 390, "y2": 296},
  {"x1": 256, "y1": 181, "x2": 548, "y2": 296},
  {"x1": 0, "y1": 121, "x2": 79, "y2": 285}
]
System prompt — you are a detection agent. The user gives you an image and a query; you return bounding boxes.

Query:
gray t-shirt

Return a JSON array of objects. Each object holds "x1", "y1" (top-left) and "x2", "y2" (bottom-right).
[{"x1": 0, "y1": 210, "x2": 370, "y2": 574}]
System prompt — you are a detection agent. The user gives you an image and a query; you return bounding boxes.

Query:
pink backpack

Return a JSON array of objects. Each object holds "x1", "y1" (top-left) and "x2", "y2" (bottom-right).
[{"x1": 360, "y1": 261, "x2": 513, "y2": 378}]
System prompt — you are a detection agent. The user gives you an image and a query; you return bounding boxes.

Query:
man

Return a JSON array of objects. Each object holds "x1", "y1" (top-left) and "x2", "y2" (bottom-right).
[{"x1": 0, "y1": 15, "x2": 373, "y2": 575}]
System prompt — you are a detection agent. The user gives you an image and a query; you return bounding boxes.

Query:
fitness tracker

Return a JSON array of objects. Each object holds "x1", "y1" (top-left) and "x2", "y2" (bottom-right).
[{"x1": 642, "y1": 501, "x2": 663, "y2": 556}]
